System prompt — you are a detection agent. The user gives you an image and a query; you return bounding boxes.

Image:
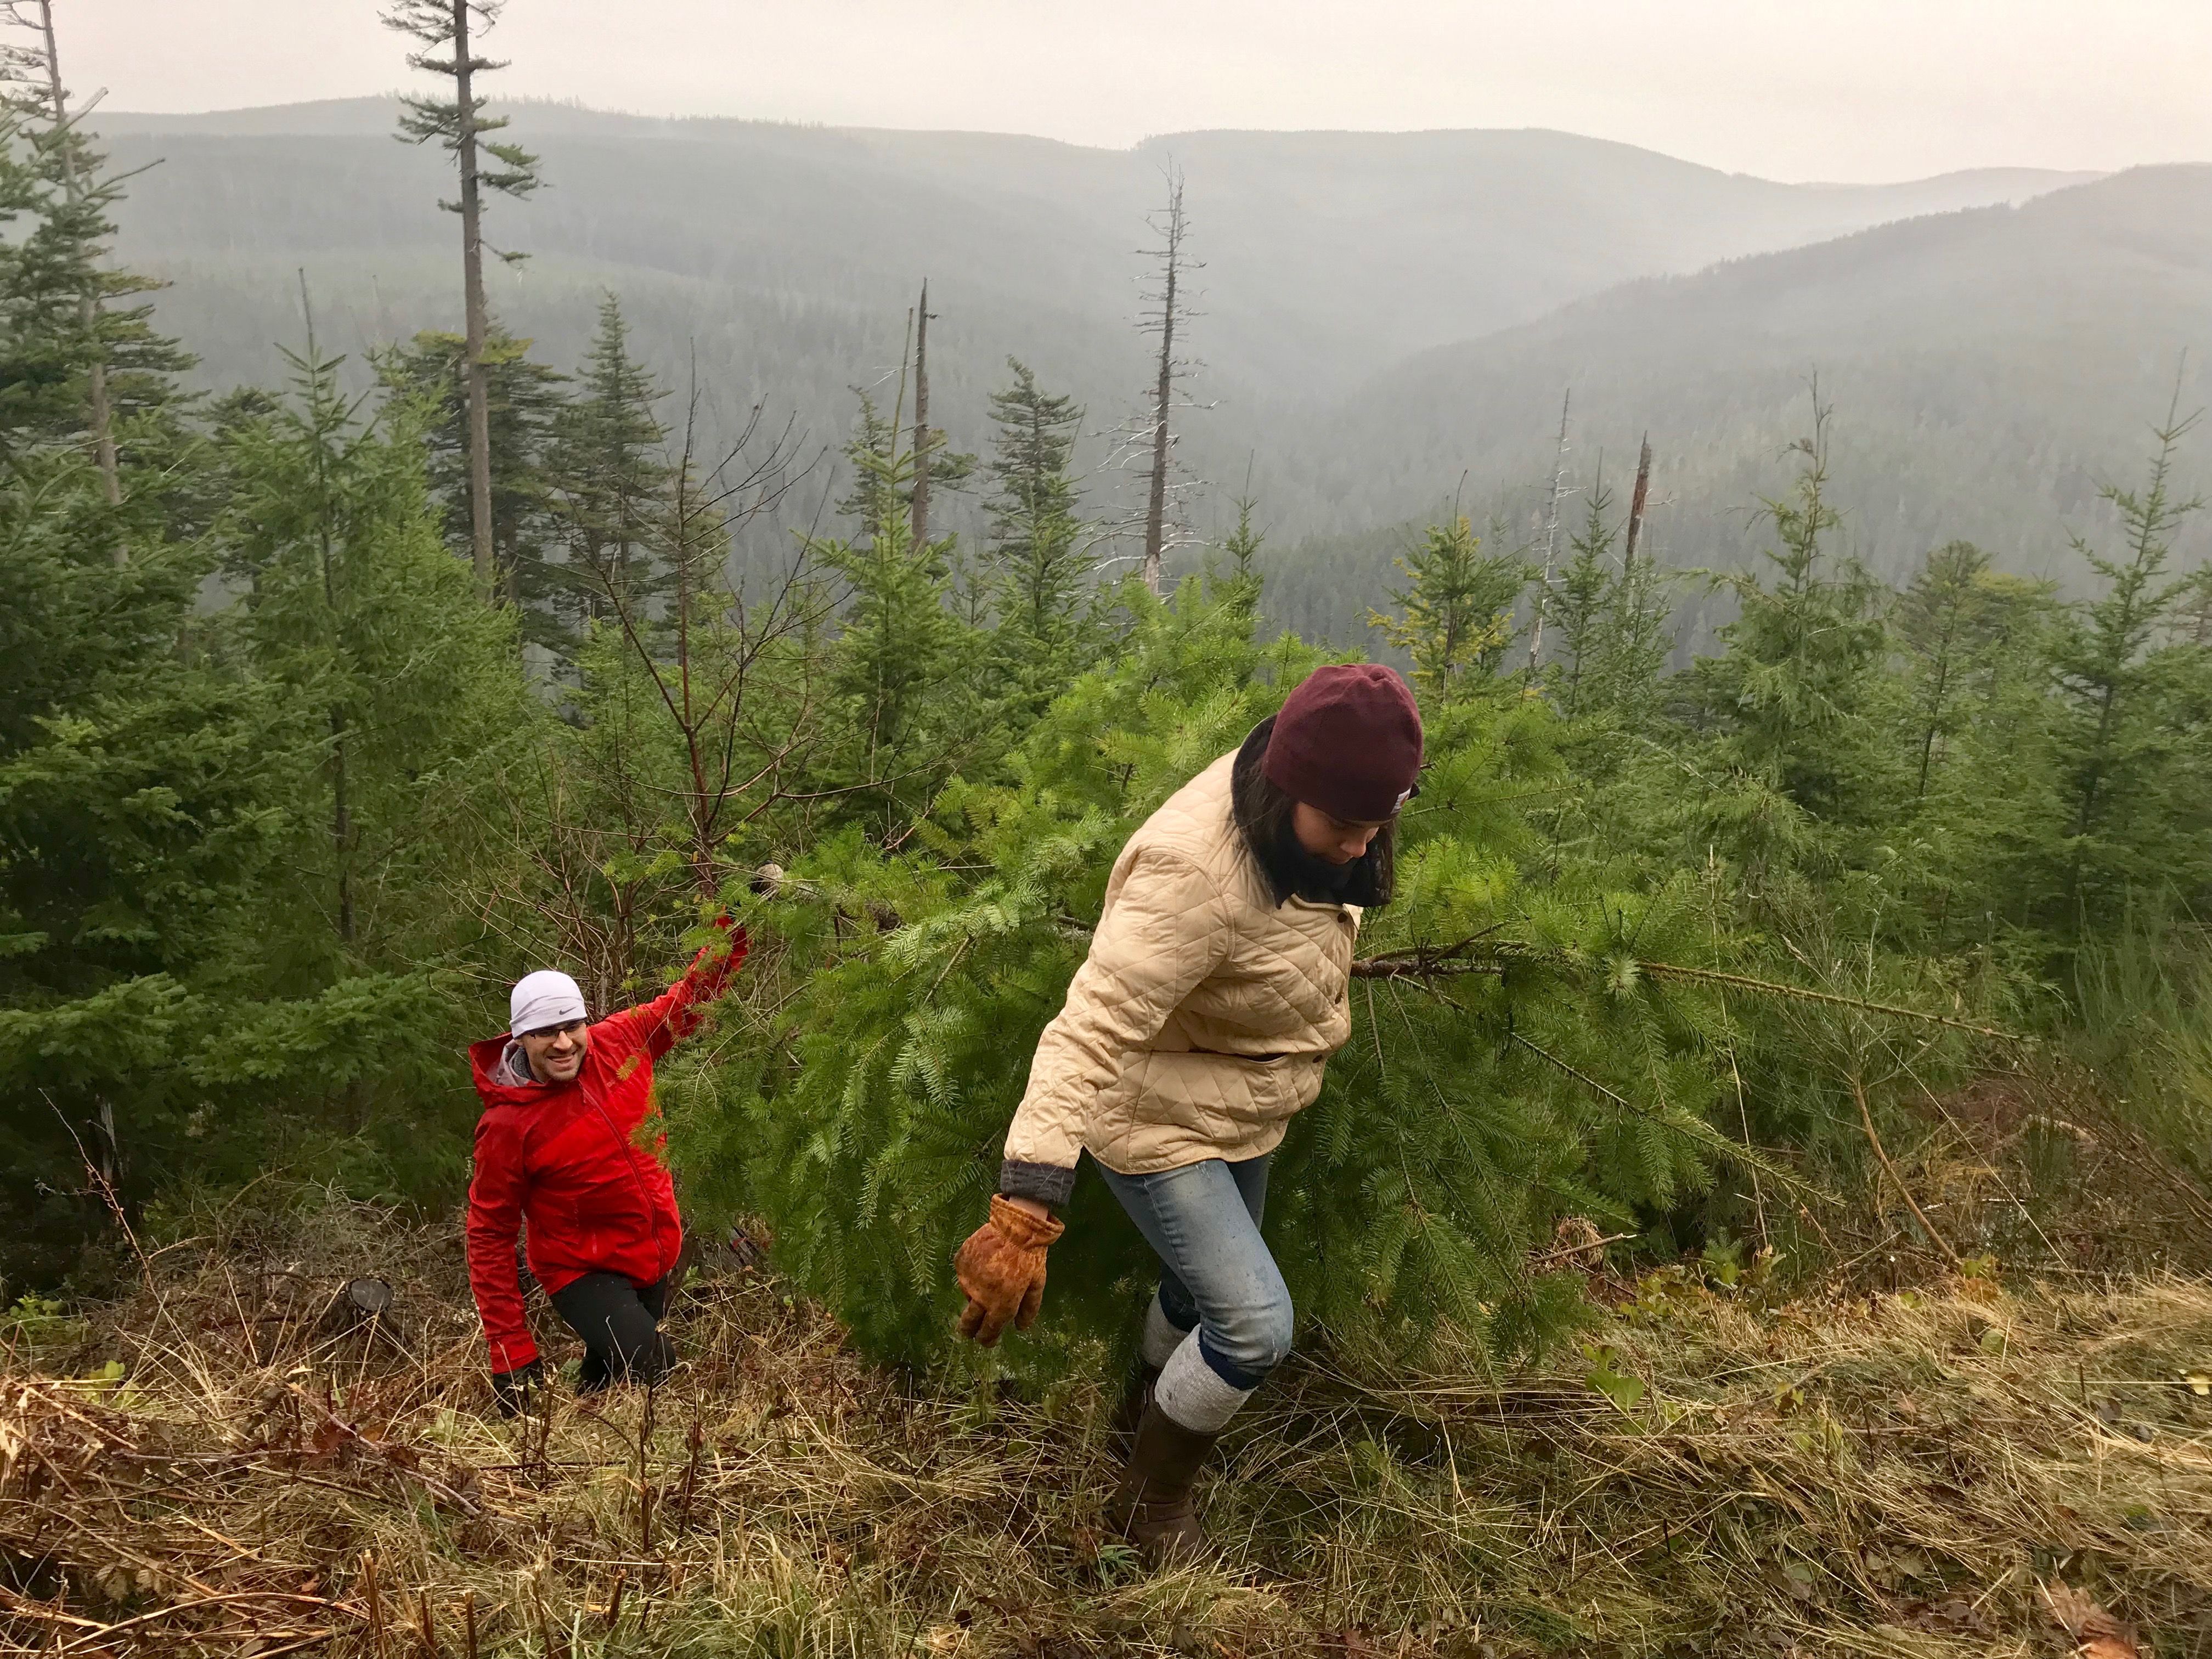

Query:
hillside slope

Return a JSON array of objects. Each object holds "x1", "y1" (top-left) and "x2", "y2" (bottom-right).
[
  {"x1": 1264, "y1": 166, "x2": 2212, "y2": 644},
  {"x1": 8, "y1": 1186, "x2": 2209, "y2": 1655}
]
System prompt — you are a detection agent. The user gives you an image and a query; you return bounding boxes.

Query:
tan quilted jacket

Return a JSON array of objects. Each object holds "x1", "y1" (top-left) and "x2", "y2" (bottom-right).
[{"x1": 1001, "y1": 746, "x2": 1358, "y2": 1190}]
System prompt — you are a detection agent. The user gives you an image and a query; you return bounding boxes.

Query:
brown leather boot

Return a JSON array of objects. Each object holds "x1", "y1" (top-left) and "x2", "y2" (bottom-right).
[
  {"x1": 1106, "y1": 1401, "x2": 1217, "y2": 1561},
  {"x1": 1110, "y1": 1358, "x2": 1163, "y2": 1443}
]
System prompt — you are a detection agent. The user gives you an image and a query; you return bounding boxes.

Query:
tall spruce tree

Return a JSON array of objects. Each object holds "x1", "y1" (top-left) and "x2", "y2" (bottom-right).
[
  {"x1": 545, "y1": 296, "x2": 675, "y2": 639},
  {"x1": 0, "y1": 22, "x2": 191, "y2": 487},
  {"x1": 376, "y1": 324, "x2": 567, "y2": 647},
  {"x1": 0, "y1": 58, "x2": 286, "y2": 1282},
  {"x1": 383, "y1": 0, "x2": 541, "y2": 601},
  {"x1": 0, "y1": 403, "x2": 289, "y2": 1285}
]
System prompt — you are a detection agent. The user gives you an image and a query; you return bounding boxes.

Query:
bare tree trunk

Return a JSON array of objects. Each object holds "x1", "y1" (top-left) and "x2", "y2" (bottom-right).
[
  {"x1": 909, "y1": 278, "x2": 932, "y2": 550},
  {"x1": 1525, "y1": 389, "x2": 1572, "y2": 670},
  {"x1": 1141, "y1": 183, "x2": 1185, "y2": 597},
  {"x1": 35, "y1": 1, "x2": 121, "y2": 533},
  {"x1": 1621, "y1": 432, "x2": 1653, "y2": 573},
  {"x1": 452, "y1": 0, "x2": 497, "y2": 601},
  {"x1": 331, "y1": 708, "x2": 354, "y2": 943}
]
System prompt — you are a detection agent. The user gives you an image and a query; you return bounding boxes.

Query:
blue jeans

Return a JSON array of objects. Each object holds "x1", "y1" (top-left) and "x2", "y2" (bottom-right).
[{"x1": 1096, "y1": 1153, "x2": 1293, "y2": 1391}]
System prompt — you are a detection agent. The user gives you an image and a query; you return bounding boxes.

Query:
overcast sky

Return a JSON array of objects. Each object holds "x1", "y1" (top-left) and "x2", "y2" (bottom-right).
[{"x1": 67, "y1": 0, "x2": 2212, "y2": 183}]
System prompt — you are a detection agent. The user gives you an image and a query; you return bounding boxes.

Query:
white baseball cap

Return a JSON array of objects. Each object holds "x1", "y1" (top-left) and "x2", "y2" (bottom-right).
[{"x1": 510, "y1": 970, "x2": 588, "y2": 1036}]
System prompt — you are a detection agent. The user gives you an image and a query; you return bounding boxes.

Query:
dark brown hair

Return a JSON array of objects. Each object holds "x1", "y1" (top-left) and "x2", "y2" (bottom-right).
[{"x1": 1231, "y1": 718, "x2": 1395, "y2": 908}]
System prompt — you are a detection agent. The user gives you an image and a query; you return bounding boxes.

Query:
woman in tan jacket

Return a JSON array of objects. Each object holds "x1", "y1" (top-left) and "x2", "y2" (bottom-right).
[{"x1": 953, "y1": 664, "x2": 1424, "y2": 1556}]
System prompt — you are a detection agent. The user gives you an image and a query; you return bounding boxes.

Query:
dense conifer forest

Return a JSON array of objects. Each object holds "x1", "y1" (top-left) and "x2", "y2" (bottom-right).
[{"x1": 4, "y1": 9, "x2": 2212, "y2": 1653}]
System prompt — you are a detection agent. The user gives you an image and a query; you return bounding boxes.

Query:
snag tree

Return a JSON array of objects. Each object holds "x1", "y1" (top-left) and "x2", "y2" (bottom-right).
[{"x1": 383, "y1": 0, "x2": 541, "y2": 601}]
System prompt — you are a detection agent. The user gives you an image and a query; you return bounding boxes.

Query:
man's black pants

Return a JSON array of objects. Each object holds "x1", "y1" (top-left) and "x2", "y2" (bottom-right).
[{"x1": 548, "y1": 1270, "x2": 676, "y2": 1392}]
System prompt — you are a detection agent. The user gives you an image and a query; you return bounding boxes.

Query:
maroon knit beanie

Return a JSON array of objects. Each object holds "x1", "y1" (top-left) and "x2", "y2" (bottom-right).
[{"x1": 1262, "y1": 664, "x2": 1424, "y2": 822}]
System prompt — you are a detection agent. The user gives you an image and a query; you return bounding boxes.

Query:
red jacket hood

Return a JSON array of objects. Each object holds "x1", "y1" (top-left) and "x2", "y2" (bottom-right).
[{"x1": 469, "y1": 1032, "x2": 553, "y2": 1111}]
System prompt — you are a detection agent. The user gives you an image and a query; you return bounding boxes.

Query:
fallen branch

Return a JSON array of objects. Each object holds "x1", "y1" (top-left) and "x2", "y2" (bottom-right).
[
  {"x1": 1638, "y1": 962, "x2": 2028, "y2": 1042},
  {"x1": 1509, "y1": 1030, "x2": 1818, "y2": 1199},
  {"x1": 1350, "y1": 943, "x2": 2028, "y2": 1042},
  {"x1": 1847, "y1": 1069, "x2": 1962, "y2": 1268}
]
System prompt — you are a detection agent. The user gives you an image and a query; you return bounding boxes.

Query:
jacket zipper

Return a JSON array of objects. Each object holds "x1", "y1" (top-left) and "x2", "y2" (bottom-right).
[{"x1": 580, "y1": 1066, "x2": 673, "y2": 1282}]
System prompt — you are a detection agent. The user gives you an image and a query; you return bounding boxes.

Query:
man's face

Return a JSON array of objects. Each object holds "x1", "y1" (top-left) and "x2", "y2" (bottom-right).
[
  {"x1": 517, "y1": 1019, "x2": 590, "y2": 1083},
  {"x1": 1290, "y1": 801, "x2": 1387, "y2": 866}
]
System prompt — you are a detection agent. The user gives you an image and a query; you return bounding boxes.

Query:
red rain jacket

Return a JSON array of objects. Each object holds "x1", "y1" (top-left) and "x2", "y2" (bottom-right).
[{"x1": 465, "y1": 925, "x2": 745, "y2": 1372}]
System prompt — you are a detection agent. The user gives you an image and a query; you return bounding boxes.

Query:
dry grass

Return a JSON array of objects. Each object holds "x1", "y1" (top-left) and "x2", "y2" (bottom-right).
[{"x1": 3, "y1": 1192, "x2": 2211, "y2": 1657}]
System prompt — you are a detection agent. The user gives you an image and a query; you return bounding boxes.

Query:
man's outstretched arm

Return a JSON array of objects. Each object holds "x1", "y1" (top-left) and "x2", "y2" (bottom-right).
[{"x1": 614, "y1": 917, "x2": 748, "y2": 1060}]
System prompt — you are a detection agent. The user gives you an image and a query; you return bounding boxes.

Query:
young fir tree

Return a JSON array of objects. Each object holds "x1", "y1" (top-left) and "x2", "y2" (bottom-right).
[
  {"x1": 1367, "y1": 515, "x2": 1528, "y2": 699},
  {"x1": 544, "y1": 296, "x2": 675, "y2": 640},
  {"x1": 375, "y1": 324, "x2": 568, "y2": 647},
  {"x1": 1870, "y1": 539, "x2": 2063, "y2": 949},
  {"x1": 984, "y1": 359, "x2": 1088, "y2": 639},
  {"x1": 0, "y1": 89, "x2": 270, "y2": 1280},
  {"x1": 2046, "y1": 403, "x2": 2211, "y2": 931},
  {"x1": 1685, "y1": 408, "x2": 1895, "y2": 877},
  {"x1": 667, "y1": 573, "x2": 1744, "y2": 1375},
  {"x1": 0, "y1": 387, "x2": 289, "y2": 1286},
  {"x1": 981, "y1": 357, "x2": 1096, "y2": 706},
  {"x1": 1548, "y1": 479, "x2": 1617, "y2": 719},
  {"x1": 808, "y1": 394, "x2": 985, "y2": 833},
  {"x1": 1893, "y1": 541, "x2": 2053, "y2": 802},
  {"x1": 1548, "y1": 478, "x2": 1679, "y2": 727},
  {"x1": 1213, "y1": 492, "x2": 1265, "y2": 622},
  {"x1": 216, "y1": 340, "x2": 531, "y2": 994}
]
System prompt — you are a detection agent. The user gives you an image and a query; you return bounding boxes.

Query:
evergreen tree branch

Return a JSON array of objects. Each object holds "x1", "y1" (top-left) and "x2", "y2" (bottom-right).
[{"x1": 1506, "y1": 1030, "x2": 1817, "y2": 1200}]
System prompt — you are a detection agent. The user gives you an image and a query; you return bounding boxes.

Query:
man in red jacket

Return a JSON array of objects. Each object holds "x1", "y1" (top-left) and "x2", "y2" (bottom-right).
[{"x1": 466, "y1": 922, "x2": 744, "y2": 1413}]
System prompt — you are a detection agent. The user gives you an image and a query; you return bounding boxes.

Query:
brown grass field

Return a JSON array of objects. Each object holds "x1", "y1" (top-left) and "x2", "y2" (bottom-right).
[{"x1": 4, "y1": 1111, "x2": 2211, "y2": 1658}]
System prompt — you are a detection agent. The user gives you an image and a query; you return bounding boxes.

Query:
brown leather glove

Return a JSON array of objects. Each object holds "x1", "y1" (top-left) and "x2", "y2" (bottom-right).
[{"x1": 955, "y1": 1195, "x2": 1065, "y2": 1345}]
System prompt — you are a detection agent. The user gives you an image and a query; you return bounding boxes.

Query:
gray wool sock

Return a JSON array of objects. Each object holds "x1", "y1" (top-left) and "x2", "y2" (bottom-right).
[
  {"x1": 1141, "y1": 1295, "x2": 1189, "y2": 1369},
  {"x1": 1153, "y1": 1329, "x2": 1254, "y2": 1433}
]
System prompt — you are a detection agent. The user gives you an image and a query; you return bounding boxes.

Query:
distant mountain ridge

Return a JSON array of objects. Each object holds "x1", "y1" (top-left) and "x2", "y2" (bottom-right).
[
  {"x1": 1257, "y1": 166, "x2": 2212, "y2": 644},
  {"x1": 88, "y1": 98, "x2": 2195, "y2": 633},
  {"x1": 100, "y1": 99, "x2": 2092, "y2": 399}
]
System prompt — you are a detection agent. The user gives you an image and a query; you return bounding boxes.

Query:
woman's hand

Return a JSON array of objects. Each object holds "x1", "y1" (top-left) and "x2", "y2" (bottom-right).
[{"x1": 954, "y1": 1195, "x2": 1065, "y2": 1345}]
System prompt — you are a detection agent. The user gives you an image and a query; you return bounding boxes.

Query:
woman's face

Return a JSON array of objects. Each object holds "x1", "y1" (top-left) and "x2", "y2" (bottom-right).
[
  {"x1": 1290, "y1": 802, "x2": 1388, "y2": 865},
  {"x1": 518, "y1": 1019, "x2": 590, "y2": 1083}
]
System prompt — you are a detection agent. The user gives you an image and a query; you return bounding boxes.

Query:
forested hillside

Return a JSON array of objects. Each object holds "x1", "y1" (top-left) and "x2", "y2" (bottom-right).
[
  {"x1": 97, "y1": 98, "x2": 2096, "y2": 591},
  {"x1": 104, "y1": 98, "x2": 2079, "y2": 398},
  {"x1": 1266, "y1": 165, "x2": 2212, "y2": 644}
]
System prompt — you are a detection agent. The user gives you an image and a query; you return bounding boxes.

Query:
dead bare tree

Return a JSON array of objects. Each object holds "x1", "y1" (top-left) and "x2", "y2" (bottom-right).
[
  {"x1": 563, "y1": 377, "x2": 833, "y2": 909},
  {"x1": 383, "y1": 0, "x2": 540, "y2": 603},
  {"x1": 908, "y1": 278, "x2": 934, "y2": 550},
  {"x1": 1621, "y1": 432, "x2": 1654, "y2": 572},
  {"x1": 1525, "y1": 389, "x2": 1577, "y2": 670},
  {"x1": 1131, "y1": 166, "x2": 1203, "y2": 595}
]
